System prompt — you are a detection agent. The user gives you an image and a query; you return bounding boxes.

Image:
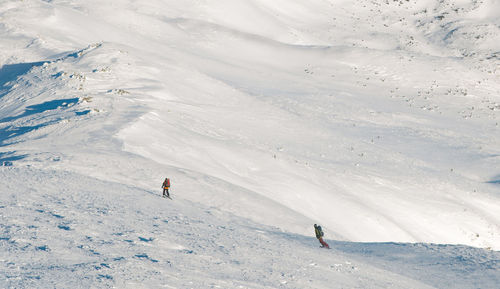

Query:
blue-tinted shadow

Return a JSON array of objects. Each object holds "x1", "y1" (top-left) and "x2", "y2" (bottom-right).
[
  {"x1": 0, "y1": 62, "x2": 46, "y2": 97},
  {"x1": 0, "y1": 98, "x2": 79, "y2": 123},
  {"x1": 263, "y1": 227, "x2": 500, "y2": 289},
  {"x1": 76, "y1": 110, "x2": 91, "y2": 116},
  {"x1": 486, "y1": 174, "x2": 500, "y2": 185},
  {"x1": 0, "y1": 122, "x2": 55, "y2": 146},
  {"x1": 0, "y1": 151, "x2": 27, "y2": 165}
]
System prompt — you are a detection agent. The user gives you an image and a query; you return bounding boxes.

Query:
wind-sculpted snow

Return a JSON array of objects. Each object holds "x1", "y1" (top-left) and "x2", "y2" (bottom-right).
[
  {"x1": 1, "y1": 0, "x2": 500, "y2": 287},
  {"x1": 1, "y1": 167, "x2": 499, "y2": 288}
]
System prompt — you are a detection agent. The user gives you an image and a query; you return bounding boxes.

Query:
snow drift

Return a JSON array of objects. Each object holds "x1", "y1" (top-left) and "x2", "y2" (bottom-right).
[{"x1": 1, "y1": 0, "x2": 500, "y2": 288}]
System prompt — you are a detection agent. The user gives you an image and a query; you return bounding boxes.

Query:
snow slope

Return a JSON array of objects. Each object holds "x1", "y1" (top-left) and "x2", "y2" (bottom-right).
[
  {"x1": 2, "y1": 167, "x2": 500, "y2": 288},
  {"x1": 1, "y1": 0, "x2": 500, "y2": 288}
]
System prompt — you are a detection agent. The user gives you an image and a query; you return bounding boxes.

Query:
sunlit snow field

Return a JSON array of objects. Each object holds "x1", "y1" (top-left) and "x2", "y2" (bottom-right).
[{"x1": 1, "y1": 0, "x2": 500, "y2": 288}]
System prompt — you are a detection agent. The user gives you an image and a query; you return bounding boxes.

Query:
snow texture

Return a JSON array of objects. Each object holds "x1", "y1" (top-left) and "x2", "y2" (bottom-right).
[{"x1": 1, "y1": 0, "x2": 500, "y2": 288}]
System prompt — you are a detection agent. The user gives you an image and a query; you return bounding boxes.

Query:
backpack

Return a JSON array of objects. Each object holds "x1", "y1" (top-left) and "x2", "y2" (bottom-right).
[{"x1": 318, "y1": 226, "x2": 324, "y2": 237}]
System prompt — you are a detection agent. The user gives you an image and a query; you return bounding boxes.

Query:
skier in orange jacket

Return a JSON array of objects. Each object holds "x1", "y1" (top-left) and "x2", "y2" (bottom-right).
[{"x1": 162, "y1": 177, "x2": 170, "y2": 198}]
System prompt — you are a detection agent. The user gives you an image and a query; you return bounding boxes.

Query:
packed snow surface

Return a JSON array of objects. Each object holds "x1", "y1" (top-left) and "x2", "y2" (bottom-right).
[{"x1": 1, "y1": 0, "x2": 500, "y2": 288}]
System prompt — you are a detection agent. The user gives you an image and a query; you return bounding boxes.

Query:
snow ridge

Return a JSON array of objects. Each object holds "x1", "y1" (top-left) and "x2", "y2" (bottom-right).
[{"x1": 1, "y1": 0, "x2": 500, "y2": 288}]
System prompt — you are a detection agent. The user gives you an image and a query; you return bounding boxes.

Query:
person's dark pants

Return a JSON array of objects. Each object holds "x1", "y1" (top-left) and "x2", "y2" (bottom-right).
[{"x1": 163, "y1": 188, "x2": 169, "y2": 197}]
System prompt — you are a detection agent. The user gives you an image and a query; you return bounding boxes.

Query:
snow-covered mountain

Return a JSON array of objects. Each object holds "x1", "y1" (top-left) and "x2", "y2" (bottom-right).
[{"x1": 1, "y1": 0, "x2": 500, "y2": 288}]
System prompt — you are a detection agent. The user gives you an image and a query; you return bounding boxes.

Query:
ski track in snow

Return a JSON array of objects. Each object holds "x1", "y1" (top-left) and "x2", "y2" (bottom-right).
[{"x1": 1, "y1": 0, "x2": 500, "y2": 288}]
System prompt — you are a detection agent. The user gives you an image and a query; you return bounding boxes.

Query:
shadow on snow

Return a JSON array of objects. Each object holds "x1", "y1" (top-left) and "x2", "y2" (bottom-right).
[
  {"x1": 0, "y1": 44, "x2": 100, "y2": 98},
  {"x1": 0, "y1": 98, "x2": 79, "y2": 146},
  {"x1": 0, "y1": 62, "x2": 46, "y2": 98},
  {"x1": 0, "y1": 151, "x2": 27, "y2": 166},
  {"x1": 264, "y1": 227, "x2": 500, "y2": 288},
  {"x1": 0, "y1": 122, "x2": 55, "y2": 146},
  {"x1": 487, "y1": 176, "x2": 500, "y2": 185},
  {"x1": 0, "y1": 47, "x2": 100, "y2": 148},
  {"x1": 0, "y1": 98, "x2": 79, "y2": 123}
]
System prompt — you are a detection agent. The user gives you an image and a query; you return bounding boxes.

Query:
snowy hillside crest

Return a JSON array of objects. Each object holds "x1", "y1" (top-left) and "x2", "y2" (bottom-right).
[{"x1": 1, "y1": 0, "x2": 500, "y2": 288}]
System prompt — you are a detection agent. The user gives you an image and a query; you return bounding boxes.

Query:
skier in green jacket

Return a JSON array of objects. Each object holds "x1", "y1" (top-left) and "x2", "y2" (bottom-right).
[{"x1": 314, "y1": 224, "x2": 330, "y2": 249}]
